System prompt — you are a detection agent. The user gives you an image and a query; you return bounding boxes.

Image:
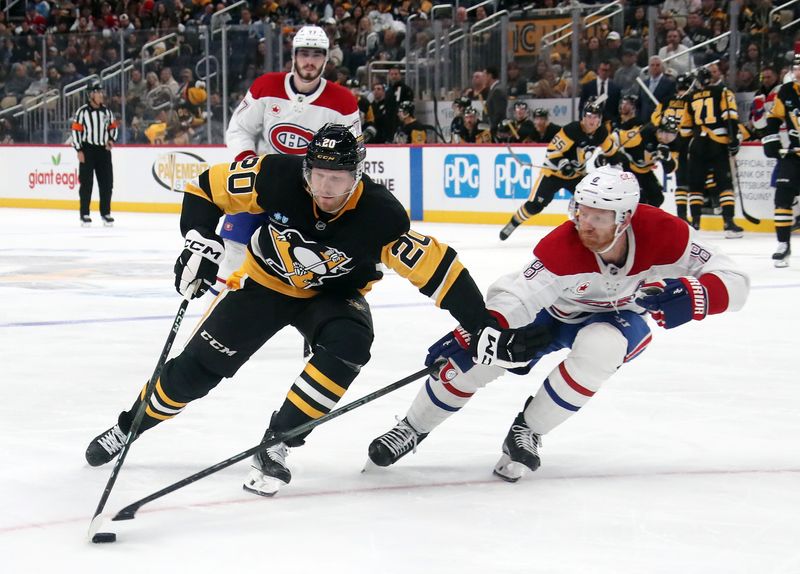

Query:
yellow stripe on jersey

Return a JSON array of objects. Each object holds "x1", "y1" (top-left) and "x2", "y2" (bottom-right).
[
  {"x1": 287, "y1": 390, "x2": 325, "y2": 419},
  {"x1": 381, "y1": 230, "x2": 463, "y2": 305},
  {"x1": 184, "y1": 156, "x2": 267, "y2": 215},
  {"x1": 304, "y1": 363, "x2": 346, "y2": 397}
]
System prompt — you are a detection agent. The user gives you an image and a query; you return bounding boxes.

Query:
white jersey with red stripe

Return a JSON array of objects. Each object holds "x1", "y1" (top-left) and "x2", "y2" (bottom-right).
[
  {"x1": 484, "y1": 205, "x2": 749, "y2": 327},
  {"x1": 225, "y1": 72, "x2": 361, "y2": 161}
]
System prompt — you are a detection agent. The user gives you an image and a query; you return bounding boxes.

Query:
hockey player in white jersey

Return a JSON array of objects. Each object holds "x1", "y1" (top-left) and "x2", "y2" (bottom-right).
[
  {"x1": 215, "y1": 25, "x2": 361, "y2": 295},
  {"x1": 366, "y1": 166, "x2": 750, "y2": 482}
]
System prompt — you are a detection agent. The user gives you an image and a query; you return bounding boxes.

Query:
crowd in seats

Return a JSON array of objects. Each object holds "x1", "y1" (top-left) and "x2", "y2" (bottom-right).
[{"x1": 1, "y1": 1, "x2": 799, "y2": 144}]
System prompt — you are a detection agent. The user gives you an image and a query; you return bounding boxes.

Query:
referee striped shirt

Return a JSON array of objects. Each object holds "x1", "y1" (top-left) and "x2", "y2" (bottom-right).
[{"x1": 71, "y1": 104, "x2": 118, "y2": 149}]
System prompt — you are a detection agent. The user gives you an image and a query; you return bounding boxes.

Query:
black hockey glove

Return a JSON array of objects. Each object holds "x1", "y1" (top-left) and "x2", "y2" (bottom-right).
[
  {"x1": 174, "y1": 229, "x2": 225, "y2": 298},
  {"x1": 425, "y1": 325, "x2": 476, "y2": 382},
  {"x1": 635, "y1": 277, "x2": 708, "y2": 329},
  {"x1": 471, "y1": 319, "x2": 553, "y2": 368},
  {"x1": 557, "y1": 158, "x2": 575, "y2": 177},
  {"x1": 656, "y1": 143, "x2": 671, "y2": 161},
  {"x1": 763, "y1": 140, "x2": 781, "y2": 159}
]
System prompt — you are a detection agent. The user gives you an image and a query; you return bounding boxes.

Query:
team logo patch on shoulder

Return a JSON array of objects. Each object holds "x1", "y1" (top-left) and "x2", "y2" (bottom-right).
[{"x1": 268, "y1": 124, "x2": 314, "y2": 155}]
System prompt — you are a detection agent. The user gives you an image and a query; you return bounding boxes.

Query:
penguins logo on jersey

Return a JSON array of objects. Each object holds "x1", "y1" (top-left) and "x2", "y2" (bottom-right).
[{"x1": 265, "y1": 224, "x2": 353, "y2": 288}]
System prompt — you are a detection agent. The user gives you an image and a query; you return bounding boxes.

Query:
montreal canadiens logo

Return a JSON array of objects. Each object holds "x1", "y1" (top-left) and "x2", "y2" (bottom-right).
[{"x1": 269, "y1": 124, "x2": 314, "y2": 155}]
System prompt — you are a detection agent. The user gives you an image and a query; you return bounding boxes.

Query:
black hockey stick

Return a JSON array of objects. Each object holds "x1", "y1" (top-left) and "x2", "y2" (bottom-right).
[
  {"x1": 729, "y1": 156, "x2": 760, "y2": 225},
  {"x1": 88, "y1": 281, "x2": 198, "y2": 541},
  {"x1": 111, "y1": 365, "x2": 433, "y2": 522}
]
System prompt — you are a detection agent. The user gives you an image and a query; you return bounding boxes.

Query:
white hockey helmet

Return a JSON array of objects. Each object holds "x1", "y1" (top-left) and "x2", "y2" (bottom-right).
[
  {"x1": 571, "y1": 165, "x2": 640, "y2": 225},
  {"x1": 293, "y1": 25, "x2": 330, "y2": 55}
]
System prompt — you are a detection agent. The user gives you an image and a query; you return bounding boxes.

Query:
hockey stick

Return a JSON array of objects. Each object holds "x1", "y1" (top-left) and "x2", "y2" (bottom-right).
[
  {"x1": 729, "y1": 156, "x2": 760, "y2": 225},
  {"x1": 111, "y1": 365, "x2": 434, "y2": 523},
  {"x1": 504, "y1": 144, "x2": 550, "y2": 170},
  {"x1": 88, "y1": 280, "x2": 199, "y2": 542}
]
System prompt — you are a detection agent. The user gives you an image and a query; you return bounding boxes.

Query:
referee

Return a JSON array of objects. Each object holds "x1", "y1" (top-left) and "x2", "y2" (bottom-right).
[{"x1": 72, "y1": 81, "x2": 118, "y2": 227}]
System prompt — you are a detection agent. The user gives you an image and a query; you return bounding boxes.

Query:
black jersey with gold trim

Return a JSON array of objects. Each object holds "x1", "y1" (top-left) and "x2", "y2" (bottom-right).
[
  {"x1": 182, "y1": 154, "x2": 488, "y2": 331},
  {"x1": 507, "y1": 118, "x2": 536, "y2": 143},
  {"x1": 543, "y1": 121, "x2": 618, "y2": 179},
  {"x1": 680, "y1": 84, "x2": 738, "y2": 145},
  {"x1": 651, "y1": 96, "x2": 688, "y2": 127},
  {"x1": 529, "y1": 121, "x2": 560, "y2": 144},
  {"x1": 765, "y1": 81, "x2": 800, "y2": 152},
  {"x1": 610, "y1": 116, "x2": 643, "y2": 148},
  {"x1": 618, "y1": 123, "x2": 678, "y2": 175}
]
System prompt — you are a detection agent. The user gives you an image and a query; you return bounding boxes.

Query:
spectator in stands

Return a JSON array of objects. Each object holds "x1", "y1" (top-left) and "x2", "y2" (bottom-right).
[
  {"x1": 700, "y1": 0, "x2": 726, "y2": 28},
  {"x1": 661, "y1": 0, "x2": 692, "y2": 17},
  {"x1": 659, "y1": 29, "x2": 692, "y2": 75},
  {"x1": 373, "y1": 24, "x2": 405, "y2": 62},
  {"x1": 23, "y1": 66, "x2": 47, "y2": 100},
  {"x1": 736, "y1": 68, "x2": 758, "y2": 91},
  {"x1": 506, "y1": 61, "x2": 527, "y2": 98},
  {"x1": 603, "y1": 31, "x2": 622, "y2": 66},
  {"x1": 583, "y1": 36, "x2": 603, "y2": 72},
  {"x1": 484, "y1": 66, "x2": 507, "y2": 138},
  {"x1": 128, "y1": 68, "x2": 147, "y2": 103},
  {"x1": 708, "y1": 18, "x2": 730, "y2": 60},
  {"x1": 0, "y1": 117, "x2": 18, "y2": 143},
  {"x1": 364, "y1": 81, "x2": 395, "y2": 143},
  {"x1": 160, "y1": 67, "x2": 180, "y2": 96},
  {"x1": 708, "y1": 61, "x2": 724, "y2": 85},
  {"x1": 579, "y1": 60, "x2": 620, "y2": 122},
  {"x1": 684, "y1": 10, "x2": 713, "y2": 49},
  {"x1": 387, "y1": 65, "x2": 413, "y2": 108},
  {"x1": 638, "y1": 56, "x2": 676, "y2": 121},
  {"x1": 740, "y1": 42, "x2": 763, "y2": 78},
  {"x1": 624, "y1": 5, "x2": 648, "y2": 41},
  {"x1": 2, "y1": 63, "x2": 31, "y2": 107},
  {"x1": 614, "y1": 49, "x2": 642, "y2": 95}
]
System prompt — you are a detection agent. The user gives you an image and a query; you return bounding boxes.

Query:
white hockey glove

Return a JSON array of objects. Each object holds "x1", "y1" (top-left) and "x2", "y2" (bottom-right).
[
  {"x1": 472, "y1": 321, "x2": 553, "y2": 369},
  {"x1": 174, "y1": 229, "x2": 225, "y2": 298}
]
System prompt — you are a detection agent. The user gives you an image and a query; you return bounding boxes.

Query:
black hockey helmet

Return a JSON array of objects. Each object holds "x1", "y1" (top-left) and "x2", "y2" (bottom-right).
[
  {"x1": 454, "y1": 96, "x2": 471, "y2": 109},
  {"x1": 620, "y1": 94, "x2": 639, "y2": 105},
  {"x1": 464, "y1": 106, "x2": 479, "y2": 117},
  {"x1": 304, "y1": 123, "x2": 366, "y2": 174},
  {"x1": 582, "y1": 97, "x2": 604, "y2": 117},
  {"x1": 514, "y1": 101, "x2": 529, "y2": 112},
  {"x1": 398, "y1": 100, "x2": 415, "y2": 116},
  {"x1": 696, "y1": 67, "x2": 713, "y2": 87},
  {"x1": 676, "y1": 72, "x2": 693, "y2": 91},
  {"x1": 657, "y1": 114, "x2": 679, "y2": 134},
  {"x1": 87, "y1": 80, "x2": 103, "y2": 100},
  {"x1": 532, "y1": 107, "x2": 549, "y2": 118}
]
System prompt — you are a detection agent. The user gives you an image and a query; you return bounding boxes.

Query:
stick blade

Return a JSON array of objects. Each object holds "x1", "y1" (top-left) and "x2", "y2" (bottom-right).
[
  {"x1": 112, "y1": 506, "x2": 138, "y2": 521},
  {"x1": 88, "y1": 514, "x2": 106, "y2": 539}
]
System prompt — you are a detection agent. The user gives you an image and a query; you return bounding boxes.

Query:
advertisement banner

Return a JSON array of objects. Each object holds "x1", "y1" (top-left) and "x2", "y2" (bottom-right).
[{"x1": 511, "y1": 17, "x2": 572, "y2": 58}]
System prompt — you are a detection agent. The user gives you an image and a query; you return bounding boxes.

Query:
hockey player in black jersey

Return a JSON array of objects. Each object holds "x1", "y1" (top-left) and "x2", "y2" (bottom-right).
[
  {"x1": 618, "y1": 115, "x2": 679, "y2": 207},
  {"x1": 612, "y1": 94, "x2": 641, "y2": 134},
  {"x1": 85, "y1": 124, "x2": 536, "y2": 496},
  {"x1": 499, "y1": 98, "x2": 619, "y2": 240},
  {"x1": 530, "y1": 107, "x2": 561, "y2": 144},
  {"x1": 652, "y1": 73, "x2": 692, "y2": 222},
  {"x1": 762, "y1": 54, "x2": 800, "y2": 267},
  {"x1": 450, "y1": 96, "x2": 471, "y2": 143},
  {"x1": 680, "y1": 67, "x2": 744, "y2": 237},
  {"x1": 393, "y1": 100, "x2": 428, "y2": 143},
  {"x1": 505, "y1": 102, "x2": 536, "y2": 143}
]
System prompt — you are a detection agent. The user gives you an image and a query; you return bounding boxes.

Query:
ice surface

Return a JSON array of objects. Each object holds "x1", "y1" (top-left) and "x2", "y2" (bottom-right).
[{"x1": 1, "y1": 209, "x2": 798, "y2": 573}]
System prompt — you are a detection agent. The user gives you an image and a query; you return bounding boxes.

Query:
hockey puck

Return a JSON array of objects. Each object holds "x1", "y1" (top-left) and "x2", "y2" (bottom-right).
[{"x1": 91, "y1": 532, "x2": 117, "y2": 544}]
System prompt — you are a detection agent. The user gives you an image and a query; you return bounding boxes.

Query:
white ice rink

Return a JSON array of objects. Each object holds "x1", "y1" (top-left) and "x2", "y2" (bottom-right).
[{"x1": 1, "y1": 208, "x2": 798, "y2": 573}]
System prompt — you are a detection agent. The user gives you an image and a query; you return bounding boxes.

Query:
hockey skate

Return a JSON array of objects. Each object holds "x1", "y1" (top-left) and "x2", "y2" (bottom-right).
[
  {"x1": 244, "y1": 441, "x2": 291, "y2": 497},
  {"x1": 772, "y1": 242, "x2": 791, "y2": 268},
  {"x1": 499, "y1": 219, "x2": 520, "y2": 241},
  {"x1": 85, "y1": 424, "x2": 129, "y2": 467},
  {"x1": 365, "y1": 417, "x2": 428, "y2": 469},
  {"x1": 493, "y1": 412, "x2": 541, "y2": 483},
  {"x1": 723, "y1": 219, "x2": 744, "y2": 239},
  {"x1": 101, "y1": 215, "x2": 115, "y2": 227},
  {"x1": 81, "y1": 215, "x2": 92, "y2": 227}
]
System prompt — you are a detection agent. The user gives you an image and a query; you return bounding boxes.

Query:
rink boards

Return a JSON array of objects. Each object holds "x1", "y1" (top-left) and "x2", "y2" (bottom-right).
[{"x1": 0, "y1": 143, "x2": 776, "y2": 231}]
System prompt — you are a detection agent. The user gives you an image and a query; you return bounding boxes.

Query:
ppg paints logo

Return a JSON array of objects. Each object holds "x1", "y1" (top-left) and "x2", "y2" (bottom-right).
[
  {"x1": 494, "y1": 154, "x2": 533, "y2": 199},
  {"x1": 444, "y1": 154, "x2": 479, "y2": 198}
]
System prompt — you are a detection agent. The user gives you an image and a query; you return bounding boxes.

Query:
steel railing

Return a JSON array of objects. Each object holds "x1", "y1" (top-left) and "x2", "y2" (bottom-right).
[
  {"x1": 770, "y1": 0, "x2": 800, "y2": 31},
  {"x1": 541, "y1": 0, "x2": 623, "y2": 49}
]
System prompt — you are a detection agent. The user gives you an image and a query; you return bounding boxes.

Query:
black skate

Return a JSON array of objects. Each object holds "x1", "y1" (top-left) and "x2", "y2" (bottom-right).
[
  {"x1": 85, "y1": 424, "x2": 129, "y2": 467},
  {"x1": 81, "y1": 215, "x2": 92, "y2": 227},
  {"x1": 101, "y1": 215, "x2": 115, "y2": 227},
  {"x1": 499, "y1": 219, "x2": 520, "y2": 241},
  {"x1": 772, "y1": 242, "x2": 791, "y2": 268},
  {"x1": 244, "y1": 440, "x2": 291, "y2": 497},
  {"x1": 366, "y1": 417, "x2": 428, "y2": 468},
  {"x1": 724, "y1": 219, "x2": 744, "y2": 239},
  {"x1": 493, "y1": 412, "x2": 541, "y2": 483}
]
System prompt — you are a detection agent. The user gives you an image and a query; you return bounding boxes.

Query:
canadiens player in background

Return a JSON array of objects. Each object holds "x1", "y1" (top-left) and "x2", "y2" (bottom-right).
[
  {"x1": 217, "y1": 25, "x2": 361, "y2": 296},
  {"x1": 85, "y1": 125, "x2": 540, "y2": 496},
  {"x1": 761, "y1": 52, "x2": 800, "y2": 267},
  {"x1": 367, "y1": 166, "x2": 749, "y2": 482}
]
